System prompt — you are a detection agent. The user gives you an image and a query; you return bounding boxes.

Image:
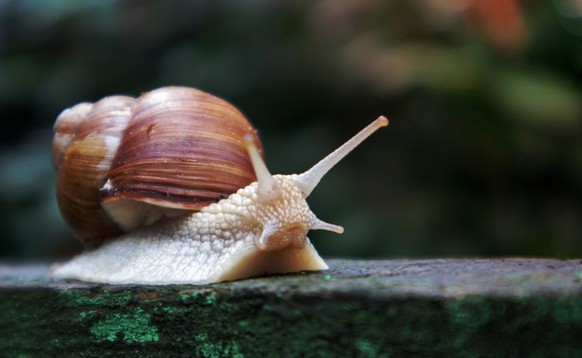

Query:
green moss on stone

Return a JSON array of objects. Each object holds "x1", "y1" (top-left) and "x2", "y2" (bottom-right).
[
  {"x1": 194, "y1": 332, "x2": 243, "y2": 358},
  {"x1": 60, "y1": 288, "x2": 133, "y2": 308},
  {"x1": 89, "y1": 307, "x2": 159, "y2": 344},
  {"x1": 179, "y1": 289, "x2": 219, "y2": 306}
]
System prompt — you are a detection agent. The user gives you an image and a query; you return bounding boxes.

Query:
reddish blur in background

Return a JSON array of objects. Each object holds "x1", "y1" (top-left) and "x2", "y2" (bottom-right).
[{"x1": 1, "y1": 0, "x2": 581, "y2": 259}]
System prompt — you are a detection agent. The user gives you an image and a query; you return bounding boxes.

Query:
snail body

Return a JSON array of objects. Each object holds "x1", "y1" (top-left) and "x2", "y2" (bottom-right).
[{"x1": 51, "y1": 86, "x2": 388, "y2": 285}]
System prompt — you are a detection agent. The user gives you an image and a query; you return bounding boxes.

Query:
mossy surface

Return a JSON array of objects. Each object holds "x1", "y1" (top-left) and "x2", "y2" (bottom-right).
[{"x1": 1, "y1": 259, "x2": 581, "y2": 357}]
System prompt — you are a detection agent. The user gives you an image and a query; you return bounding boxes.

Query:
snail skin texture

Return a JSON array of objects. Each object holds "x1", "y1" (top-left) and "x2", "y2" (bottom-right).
[{"x1": 51, "y1": 88, "x2": 388, "y2": 285}]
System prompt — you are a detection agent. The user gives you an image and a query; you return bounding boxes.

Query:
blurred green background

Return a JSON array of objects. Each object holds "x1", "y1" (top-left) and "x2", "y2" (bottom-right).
[{"x1": 1, "y1": 0, "x2": 581, "y2": 260}]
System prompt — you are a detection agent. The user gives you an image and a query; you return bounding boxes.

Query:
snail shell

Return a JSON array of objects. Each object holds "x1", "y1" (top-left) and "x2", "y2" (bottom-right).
[{"x1": 51, "y1": 86, "x2": 262, "y2": 245}]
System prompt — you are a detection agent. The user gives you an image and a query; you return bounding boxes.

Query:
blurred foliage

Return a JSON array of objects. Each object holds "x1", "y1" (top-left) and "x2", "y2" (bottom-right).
[{"x1": 1, "y1": 0, "x2": 581, "y2": 259}]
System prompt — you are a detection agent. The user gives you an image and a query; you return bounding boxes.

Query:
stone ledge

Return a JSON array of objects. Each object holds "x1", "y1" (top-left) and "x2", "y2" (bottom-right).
[{"x1": 1, "y1": 258, "x2": 581, "y2": 356}]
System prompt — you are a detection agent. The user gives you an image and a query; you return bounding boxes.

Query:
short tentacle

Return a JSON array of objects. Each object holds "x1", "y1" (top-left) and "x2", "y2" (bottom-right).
[{"x1": 244, "y1": 134, "x2": 281, "y2": 202}]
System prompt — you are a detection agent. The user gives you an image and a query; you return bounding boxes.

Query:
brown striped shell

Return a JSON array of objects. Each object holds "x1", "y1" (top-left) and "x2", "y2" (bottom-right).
[{"x1": 51, "y1": 86, "x2": 263, "y2": 245}]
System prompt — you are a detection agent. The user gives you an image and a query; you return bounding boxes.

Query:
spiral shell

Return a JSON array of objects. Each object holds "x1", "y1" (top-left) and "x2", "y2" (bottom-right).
[{"x1": 52, "y1": 86, "x2": 263, "y2": 245}]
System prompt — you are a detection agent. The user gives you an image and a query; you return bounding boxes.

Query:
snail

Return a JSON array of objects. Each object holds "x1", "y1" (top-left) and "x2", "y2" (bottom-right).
[{"x1": 50, "y1": 86, "x2": 388, "y2": 285}]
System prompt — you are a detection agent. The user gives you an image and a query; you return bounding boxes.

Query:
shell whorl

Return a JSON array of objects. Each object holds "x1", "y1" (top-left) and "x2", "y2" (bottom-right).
[{"x1": 52, "y1": 86, "x2": 263, "y2": 245}]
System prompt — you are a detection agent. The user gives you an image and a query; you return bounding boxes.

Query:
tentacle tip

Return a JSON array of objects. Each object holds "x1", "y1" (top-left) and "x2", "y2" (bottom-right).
[
  {"x1": 254, "y1": 236, "x2": 268, "y2": 251},
  {"x1": 243, "y1": 134, "x2": 255, "y2": 145},
  {"x1": 376, "y1": 116, "x2": 389, "y2": 127}
]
